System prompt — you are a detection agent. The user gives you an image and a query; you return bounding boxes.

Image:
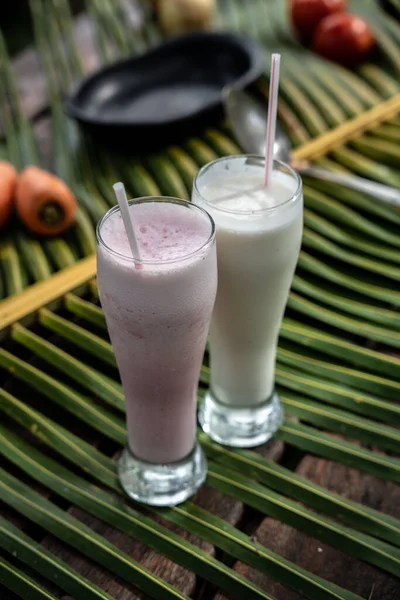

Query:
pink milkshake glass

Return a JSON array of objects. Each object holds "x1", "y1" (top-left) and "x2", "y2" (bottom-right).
[{"x1": 97, "y1": 197, "x2": 217, "y2": 506}]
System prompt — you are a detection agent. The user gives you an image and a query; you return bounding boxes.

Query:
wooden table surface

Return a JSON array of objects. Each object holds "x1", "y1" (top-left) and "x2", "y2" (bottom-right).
[{"x1": 1, "y1": 11, "x2": 399, "y2": 600}]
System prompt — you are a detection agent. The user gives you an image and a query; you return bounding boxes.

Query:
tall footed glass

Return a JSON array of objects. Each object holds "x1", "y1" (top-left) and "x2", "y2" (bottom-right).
[
  {"x1": 193, "y1": 156, "x2": 303, "y2": 447},
  {"x1": 97, "y1": 197, "x2": 217, "y2": 505}
]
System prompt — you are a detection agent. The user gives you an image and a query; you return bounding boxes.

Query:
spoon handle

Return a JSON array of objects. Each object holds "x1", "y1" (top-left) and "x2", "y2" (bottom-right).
[{"x1": 299, "y1": 164, "x2": 400, "y2": 209}]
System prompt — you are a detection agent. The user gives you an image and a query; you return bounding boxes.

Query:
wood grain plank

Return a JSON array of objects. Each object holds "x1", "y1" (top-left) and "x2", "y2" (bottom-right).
[
  {"x1": 38, "y1": 477, "x2": 246, "y2": 598},
  {"x1": 215, "y1": 454, "x2": 400, "y2": 600},
  {"x1": 41, "y1": 506, "x2": 198, "y2": 600},
  {"x1": 37, "y1": 443, "x2": 285, "y2": 598}
]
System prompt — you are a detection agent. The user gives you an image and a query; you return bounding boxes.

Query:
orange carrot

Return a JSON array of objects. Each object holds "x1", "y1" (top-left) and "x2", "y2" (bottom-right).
[
  {"x1": 15, "y1": 166, "x2": 77, "y2": 236},
  {"x1": 0, "y1": 160, "x2": 17, "y2": 229}
]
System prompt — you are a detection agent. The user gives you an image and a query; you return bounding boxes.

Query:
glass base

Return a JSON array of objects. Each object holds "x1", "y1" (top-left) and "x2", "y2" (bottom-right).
[
  {"x1": 199, "y1": 389, "x2": 284, "y2": 448},
  {"x1": 118, "y1": 443, "x2": 207, "y2": 506}
]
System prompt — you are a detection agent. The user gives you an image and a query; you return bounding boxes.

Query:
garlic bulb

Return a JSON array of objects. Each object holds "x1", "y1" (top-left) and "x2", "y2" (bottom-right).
[{"x1": 157, "y1": 0, "x2": 215, "y2": 34}]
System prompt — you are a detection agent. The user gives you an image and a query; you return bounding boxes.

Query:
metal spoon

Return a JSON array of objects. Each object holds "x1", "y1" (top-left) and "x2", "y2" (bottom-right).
[{"x1": 224, "y1": 86, "x2": 400, "y2": 208}]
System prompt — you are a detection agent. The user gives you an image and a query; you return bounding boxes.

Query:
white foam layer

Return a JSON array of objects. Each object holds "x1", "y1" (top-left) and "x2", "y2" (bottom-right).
[
  {"x1": 101, "y1": 201, "x2": 211, "y2": 263},
  {"x1": 200, "y1": 171, "x2": 300, "y2": 233}
]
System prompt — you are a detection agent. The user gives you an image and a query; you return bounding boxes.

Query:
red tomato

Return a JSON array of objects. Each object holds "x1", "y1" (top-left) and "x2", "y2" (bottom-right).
[
  {"x1": 291, "y1": 0, "x2": 346, "y2": 41},
  {"x1": 312, "y1": 13, "x2": 374, "y2": 66}
]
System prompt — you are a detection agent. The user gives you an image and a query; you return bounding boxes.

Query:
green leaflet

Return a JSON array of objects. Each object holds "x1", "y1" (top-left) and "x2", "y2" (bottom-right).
[
  {"x1": 292, "y1": 274, "x2": 400, "y2": 330},
  {"x1": 287, "y1": 290, "x2": 400, "y2": 348},
  {"x1": 1, "y1": 391, "x2": 398, "y2": 585},
  {"x1": 0, "y1": 387, "x2": 117, "y2": 485},
  {"x1": 200, "y1": 433, "x2": 400, "y2": 547},
  {"x1": 39, "y1": 308, "x2": 117, "y2": 367},
  {"x1": 298, "y1": 251, "x2": 400, "y2": 306},
  {"x1": 0, "y1": 428, "x2": 276, "y2": 600},
  {"x1": 0, "y1": 555, "x2": 58, "y2": 600},
  {"x1": 0, "y1": 348, "x2": 126, "y2": 444},
  {"x1": 0, "y1": 238, "x2": 26, "y2": 297},
  {"x1": 281, "y1": 391, "x2": 400, "y2": 453},
  {"x1": 276, "y1": 364, "x2": 400, "y2": 424},
  {"x1": 276, "y1": 420, "x2": 400, "y2": 484},
  {"x1": 0, "y1": 427, "x2": 364, "y2": 600},
  {"x1": 280, "y1": 318, "x2": 400, "y2": 379},
  {"x1": 302, "y1": 228, "x2": 400, "y2": 282},
  {"x1": 277, "y1": 343, "x2": 400, "y2": 400},
  {"x1": 0, "y1": 468, "x2": 189, "y2": 600},
  {"x1": 206, "y1": 462, "x2": 400, "y2": 578},
  {"x1": 65, "y1": 294, "x2": 106, "y2": 328},
  {"x1": 11, "y1": 323, "x2": 125, "y2": 411},
  {"x1": 0, "y1": 519, "x2": 113, "y2": 600},
  {"x1": 303, "y1": 186, "x2": 400, "y2": 249}
]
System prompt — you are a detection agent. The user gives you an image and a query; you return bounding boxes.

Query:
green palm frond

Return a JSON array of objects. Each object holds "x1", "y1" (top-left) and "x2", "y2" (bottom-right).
[
  {"x1": 0, "y1": 520, "x2": 114, "y2": 600},
  {"x1": 0, "y1": 555, "x2": 59, "y2": 600},
  {"x1": 1, "y1": 2, "x2": 400, "y2": 600},
  {"x1": 0, "y1": 467, "x2": 190, "y2": 600}
]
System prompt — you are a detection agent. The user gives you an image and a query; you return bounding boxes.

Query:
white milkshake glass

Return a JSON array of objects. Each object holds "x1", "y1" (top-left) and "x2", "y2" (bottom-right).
[{"x1": 193, "y1": 156, "x2": 303, "y2": 447}]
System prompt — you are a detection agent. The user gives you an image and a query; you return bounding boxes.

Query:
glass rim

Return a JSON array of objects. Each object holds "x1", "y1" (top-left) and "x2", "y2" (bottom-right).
[
  {"x1": 96, "y1": 196, "x2": 216, "y2": 265},
  {"x1": 193, "y1": 155, "x2": 302, "y2": 216}
]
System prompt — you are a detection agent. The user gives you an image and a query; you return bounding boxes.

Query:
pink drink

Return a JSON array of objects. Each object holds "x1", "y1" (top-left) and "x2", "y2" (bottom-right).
[{"x1": 97, "y1": 200, "x2": 217, "y2": 464}]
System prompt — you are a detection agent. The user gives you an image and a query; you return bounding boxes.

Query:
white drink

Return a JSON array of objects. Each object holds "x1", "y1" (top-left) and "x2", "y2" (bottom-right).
[
  {"x1": 193, "y1": 156, "x2": 303, "y2": 446},
  {"x1": 203, "y1": 172, "x2": 302, "y2": 406}
]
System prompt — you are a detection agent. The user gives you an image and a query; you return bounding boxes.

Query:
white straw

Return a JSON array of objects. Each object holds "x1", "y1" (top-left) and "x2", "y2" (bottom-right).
[
  {"x1": 113, "y1": 182, "x2": 142, "y2": 268},
  {"x1": 264, "y1": 53, "x2": 281, "y2": 188}
]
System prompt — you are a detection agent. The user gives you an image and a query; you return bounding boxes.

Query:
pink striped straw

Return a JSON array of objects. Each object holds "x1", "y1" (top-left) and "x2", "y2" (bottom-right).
[{"x1": 264, "y1": 53, "x2": 281, "y2": 188}]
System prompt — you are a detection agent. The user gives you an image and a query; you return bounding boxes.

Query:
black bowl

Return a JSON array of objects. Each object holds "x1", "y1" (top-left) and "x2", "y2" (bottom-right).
[{"x1": 64, "y1": 31, "x2": 264, "y2": 151}]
